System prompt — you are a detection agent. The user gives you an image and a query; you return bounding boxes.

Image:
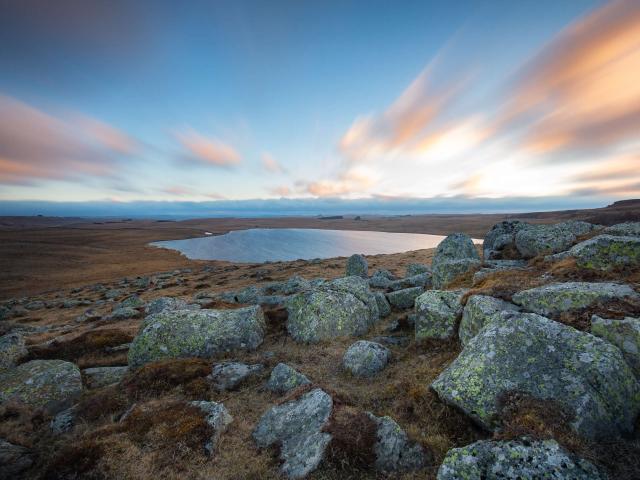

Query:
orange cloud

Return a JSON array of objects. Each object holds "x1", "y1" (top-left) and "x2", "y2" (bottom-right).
[
  {"x1": 261, "y1": 152, "x2": 285, "y2": 173},
  {"x1": 270, "y1": 185, "x2": 291, "y2": 196},
  {"x1": 176, "y1": 130, "x2": 241, "y2": 167},
  {"x1": 306, "y1": 167, "x2": 378, "y2": 197},
  {"x1": 161, "y1": 185, "x2": 225, "y2": 199},
  {"x1": 0, "y1": 94, "x2": 136, "y2": 185}
]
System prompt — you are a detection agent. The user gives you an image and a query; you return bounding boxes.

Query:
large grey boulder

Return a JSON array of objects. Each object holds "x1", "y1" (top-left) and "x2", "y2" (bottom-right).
[
  {"x1": 0, "y1": 332, "x2": 28, "y2": 371},
  {"x1": 145, "y1": 296, "x2": 200, "y2": 316},
  {"x1": 128, "y1": 306, "x2": 266, "y2": 368},
  {"x1": 0, "y1": 360, "x2": 82, "y2": 413},
  {"x1": 343, "y1": 341, "x2": 390, "y2": 378},
  {"x1": 253, "y1": 388, "x2": 333, "y2": 479},
  {"x1": 591, "y1": 315, "x2": 640, "y2": 377},
  {"x1": 286, "y1": 277, "x2": 378, "y2": 343},
  {"x1": 431, "y1": 312, "x2": 640, "y2": 439},
  {"x1": 0, "y1": 439, "x2": 34, "y2": 478},
  {"x1": 569, "y1": 234, "x2": 640, "y2": 271},
  {"x1": 373, "y1": 291, "x2": 391, "y2": 317},
  {"x1": 266, "y1": 363, "x2": 311, "y2": 394},
  {"x1": 432, "y1": 233, "x2": 481, "y2": 288},
  {"x1": 414, "y1": 290, "x2": 465, "y2": 341},
  {"x1": 437, "y1": 439, "x2": 603, "y2": 480},
  {"x1": 190, "y1": 400, "x2": 233, "y2": 456},
  {"x1": 604, "y1": 222, "x2": 640, "y2": 237},
  {"x1": 512, "y1": 282, "x2": 640, "y2": 317},
  {"x1": 209, "y1": 361, "x2": 264, "y2": 391},
  {"x1": 386, "y1": 286, "x2": 423, "y2": 309},
  {"x1": 459, "y1": 295, "x2": 520, "y2": 346},
  {"x1": 514, "y1": 223, "x2": 577, "y2": 259},
  {"x1": 387, "y1": 272, "x2": 432, "y2": 291},
  {"x1": 346, "y1": 254, "x2": 368, "y2": 278},
  {"x1": 82, "y1": 366, "x2": 128, "y2": 389},
  {"x1": 367, "y1": 413, "x2": 427, "y2": 472},
  {"x1": 483, "y1": 220, "x2": 530, "y2": 260}
]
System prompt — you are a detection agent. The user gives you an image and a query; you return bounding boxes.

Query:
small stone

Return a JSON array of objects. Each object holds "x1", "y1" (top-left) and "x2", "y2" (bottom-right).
[
  {"x1": 82, "y1": 366, "x2": 128, "y2": 389},
  {"x1": 209, "y1": 361, "x2": 264, "y2": 391},
  {"x1": 367, "y1": 413, "x2": 427, "y2": 472},
  {"x1": 266, "y1": 363, "x2": 311, "y2": 394},
  {"x1": 0, "y1": 332, "x2": 28, "y2": 371},
  {"x1": 343, "y1": 340, "x2": 390, "y2": 377},
  {"x1": 345, "y1": 254, "x2": 368, "y2": 278},
  {"x1": 50, "y1": 407, "x2": 75, "y2": 434},
  {"x1": 189, "y1": 400, "x2": 233, "y2": 456},
  {"x1": 414, "y1": 290, "x2": 465, "y2": 341},
  {"x1": 386, "y1": 286, "x2": 423, "y2": 309}
]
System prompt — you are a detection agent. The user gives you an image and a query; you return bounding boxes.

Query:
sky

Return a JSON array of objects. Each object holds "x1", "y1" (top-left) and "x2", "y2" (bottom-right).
[{"x1": 0, "y1": 0, "x2": 639, "y2": 216}]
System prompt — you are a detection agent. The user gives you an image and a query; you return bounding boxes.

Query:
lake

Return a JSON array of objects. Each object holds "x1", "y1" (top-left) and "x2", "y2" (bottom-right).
[{"x1": 151, "y1": 228, "x2": 479, "y2": 263}]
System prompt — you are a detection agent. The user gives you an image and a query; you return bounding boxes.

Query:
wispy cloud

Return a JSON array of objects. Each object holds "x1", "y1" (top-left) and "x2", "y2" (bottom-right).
[
  {"x1": 161, "y1": 185, "x2": 225, "y2": 199},
  {"x1": 261, "y1": 152, "x2": 286, "y2": 173},
  {"x1": 176, "y1": 129, "x2": 241, "y2": 167},
  {"x1": 0, "y1": 94, "x2": 137, "y2": 185}
]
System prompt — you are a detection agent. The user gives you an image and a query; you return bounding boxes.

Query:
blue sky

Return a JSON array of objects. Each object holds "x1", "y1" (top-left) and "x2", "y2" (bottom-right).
[{"x1": 1, "y1": 0, "x2": 639, "y2": 215}]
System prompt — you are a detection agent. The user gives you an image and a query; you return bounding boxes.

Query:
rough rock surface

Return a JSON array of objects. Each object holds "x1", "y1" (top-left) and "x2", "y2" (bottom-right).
[
  {"x1": 0, "y1": 332, "x2": 28, "y2": 371},
  {"x1": 373, "y1": 291, "x2": 391, "y2": 317},
  {"x1": 414, "y1": 290, "x2": 465, "y2": 341},
  {"x1": 431, "y1": 312, "x2": 640, "y2": 439},
  {"x1": 459, "y1": 295, "x2": 520, "y2": 346},
  {"x1": 406, "y1": 263, "x2": 430, "y2": 277},
  {"x1": 472, "y1": 260, "x2": 528, "y2": 285},
  {"x1": 369, "y1": 269, "x2": 395, "y2": 289},
  {"x1": 604, "y1": 221, "x2": 640, "y2": 237},
  {"x1": 437, "y1": 439, "x2": 603, "y2": 480},
  {"x1": 50, "y1": 407, "x2": 75, "y2": 434},
  {"x1": 591, "y1": 315, "x2": 640, "y2": 377},
  {"x1": 386, "y1": 286, "x2": 423, "y2": 309},
  {"x1": 515, "y1": 223, "x2": 577, "y2": 259},
  {"x1": 0, "y1": 439, "x2": 34, "y2": 478},
  {"x1": 512, "y1": 282, "x2": 640, "y2": 317},
  {"x1": 286, "y1": 276, "x2": 378, "y2": 343},
  {"x1": 387, "y1": 273, "x2": 432, "y2": 291},
  {"x1": 83, "y1": 366, "x2": 128, "y2": 389},
  {"x1": 367, "y1": 413, "x2": 427, "y2": 472},
  {"x1": 266, "y1": 363, "x2": 311, "y2": 394},
  {"x1": 483, "y1": 220, "x2": 530, "y2": 260},
  {"x1": 432, "y1": 233, "x2": 481, "y2": 288},
  {"x1": 0, "y1": 360, "x2": 82, "y2": 412},
  {"x1": 128, "y1": 306, "x2": 266, "y2": 368},
  {"x1": 209, "y1": 361, "x2": 264, "y2": 391},
  {"x1": 569, "y1": 234, "x2": 640, "y2": 271},
  {"x1": 343, "y1": 340, "x2": 390, "y2": 377},
  {"x1": 145, "y1": 296, "x2": 200, "y2": 316},
  {"x1": 190, "y1": 400, "x2": 233, "y2": 456},
  {"x1": 345, "y1": 254, "x2": 368, "y2": 278},
  {"x1": 253, "y1": 388, "x2": 333, "y2": 479}
]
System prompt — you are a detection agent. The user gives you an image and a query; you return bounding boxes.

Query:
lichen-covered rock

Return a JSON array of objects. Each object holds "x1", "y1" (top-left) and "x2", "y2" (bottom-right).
[
  {"x1": 286, "y1": 277, "x2": 378, "y2": 343},
  {"x1": 369, "y1": 269, "x2": 395, "y2": 289},
  {"x1": 108, "y1": 306, "x2": 140, "y2": 320},
  {"x1": 431, "y1": 312, "x2": 640, "y2": 439},
  {"x1": 82, "y1": 366, "x2": 128, "y2": 389},
  {"x1": 387, "y1": 272, "x2": 432, "y2": 291},
  {"x1": 346, "y1": 254, "x2": 368, "y2": 278},
  {"x1": 472, "y1": 260, "x2": 528, "y2": 285},
  {"x1": 266, "y1": 363, "x2": 311, "y2": 394},
  {"x1": 0, "y1": 332, "x2": 28, "y2": 371},
  {"x1": 591, "y1": 315, "x2": 640, "y2": 377},
  {"x1": 119, "y1": 294, "x2": 145, "y2": 309},
  {"x1": 367, "y1": 413, "x2": 427, "y2": 472},
  {"x1": 459, "y1": 295, "x2": 520, "y2": 346},
  {"x1": 145, "y1": 296, "x2": 200, "y2": 316},
  {"x1": 514, "y1": 223, "x2": 577, "y2": 259},
  {"x1": 569, "y1": 234, "x2": 640, "y2": 271},
  {"x1": 512, "y1": 282, "x2": 640, "y2": 317},
  {"x1": 343, "y1": 341, "x2": 390, "y2": 378},
  {"x1": 604, "y1": 221, "x2": 640, "y2": 237},
  {"x1": 50, "y1": 407, "x2": 75, "y2": 434},
  {"x1": 0, "y1": 439, "x2": 34, "y2": 477},
  {"x1": 209, "y1": 361, "x2": 264, "y2": 391},
  {"x1": 414, "y1": 290, "x2": 465, "y2": 341},
  {"x1": 0, "y1": 360, "x2": 82, "y2": 413},
  {"x1": 386, "y1": 286, "x2": 423, "y2": 309},
  {"x1": 437, "y1": 439, "x2": 603, "y2": 480},
  {"x1": 190, "y1": 400, "x2": 233, "y2": 456},
  {"x1": 483, "y1": 220, "x2": 531, "y2": 260},
  {"x1": 253, "y1": 388, "x2": 333, "y2": 479},
  {"x1": 128, "y1": 306, "x2": 266, "y2": 368},
  {"x1": 406, "y1": 263, "x2": 430, "y2": 277},
  {"x1": 374, "y1": 291, "x2": 391, "y2": 317},
  {"x1": 432, "y1": 233, "x2": 481, "y2": 288}
]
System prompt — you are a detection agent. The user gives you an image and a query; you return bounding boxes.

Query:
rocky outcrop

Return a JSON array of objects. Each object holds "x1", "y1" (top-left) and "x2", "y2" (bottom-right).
[
  {"x1": 459, "y1": 295, "x2": 520, "y2": 346},
  {"x1": 128, "y1": 306, "x2": 266, "y2": 368},
  {"x1": 0, "y1": 439, "x2": 34, "y2": 478},
  {"x1": 514, "y1": 223, "x2": 576, "y2": 259},
  {"x1": 431, "y1": 312, "x2": 640, "y2": 439},
  {"x1": 0, "y1": 332, "x2": 28, "y2": 371},
  {"x1": 414, "y1": 290, "x2": 465, "y2": 341},
  {"x1": 0, "y1": 360, "x2": 82, "y2": 413},
  {"x1": 604, "y1": 221, "x2": 640, "y2": 237},
  {"x1": 209, "y1": 362, "x2": 264, "y2": 391},
  {"x1": 437, "y1": 439, "x2": 603, "y2": 480},
  {"x1": 386, "y1": 286, "x2": 423, "y2": 309},
  {"x1": 369, "y1": 269, "x2": 395, "y2": 289},
  {"x1": 367, "y1": 413, "x2": 427, "y2": 472},
  {"x1": 253, "y1": 388, "x2": 333, "y2": 479},
  {"x1": 343, "y1": 341, "x2": 390, "y2": 377},
  {"x1": 432, "y1": 233, "x2": 481, "y2": 288},
  {"x1": 569, "y1": 234, "x2": 640, "y2": 271},
  {"x1": 266, "y1": 363, "x2": 311, "y2": 394},
  {"x1": 483, "y1": 220, "x2": 529, "y2": 260},
  {"x1": 591, "y1": 315, "x2": 640, "y2": 377},
  {"x1": 145, "y1": 296, "x2": 200, "y2": 316},
  {"x1": 345, "y1": 254, "x2": 368, "y2": 278},
  {"x1": 512, "y1": 282, "x2": 640, "y2": 317},
  {"x1": 82, "y1": 366, "x2": 128, "y2": 389}
]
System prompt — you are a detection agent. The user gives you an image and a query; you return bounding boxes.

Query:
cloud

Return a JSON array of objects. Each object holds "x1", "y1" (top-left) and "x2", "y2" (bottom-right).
[
  {"x1": 261, "y1": 152, "x2": 285, "y2": 173},
  {"x1": 0, "y1": 94, "x2": 137, "y2": 185},
  {"x1": 161, "y1": 185, "x2": 225, "y2": 199},
  {"x1": 305, "y1": 166, "x2": 378, "y2": 197},
  {"x1": 176, "y1": 129, "x2": 241, "y2": 167},
  {"x1": 270, "y1": 185, "x2": 291, "y2": 196}
]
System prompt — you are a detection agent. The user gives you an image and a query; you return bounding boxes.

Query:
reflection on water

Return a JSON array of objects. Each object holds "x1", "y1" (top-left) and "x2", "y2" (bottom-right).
[{"x1": 151, "y1": 228, "x2": 479, "y2": 263}]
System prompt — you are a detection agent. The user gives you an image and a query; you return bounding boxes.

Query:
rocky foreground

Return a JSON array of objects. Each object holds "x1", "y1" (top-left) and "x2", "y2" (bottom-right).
[{"x1": 1, "y1": 220, "x2": 639, "y2": 479}]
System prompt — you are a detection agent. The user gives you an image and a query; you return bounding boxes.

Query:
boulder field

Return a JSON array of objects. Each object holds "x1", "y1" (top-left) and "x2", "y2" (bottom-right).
[{"x1": 0, "y1": 220, "x2": 639, "y2": 479}]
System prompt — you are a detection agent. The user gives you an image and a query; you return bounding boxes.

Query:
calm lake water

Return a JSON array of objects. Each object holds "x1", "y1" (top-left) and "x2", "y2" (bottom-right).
[{"x1": 152, "y1": 228, "x2": 479, "y2": 263}]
